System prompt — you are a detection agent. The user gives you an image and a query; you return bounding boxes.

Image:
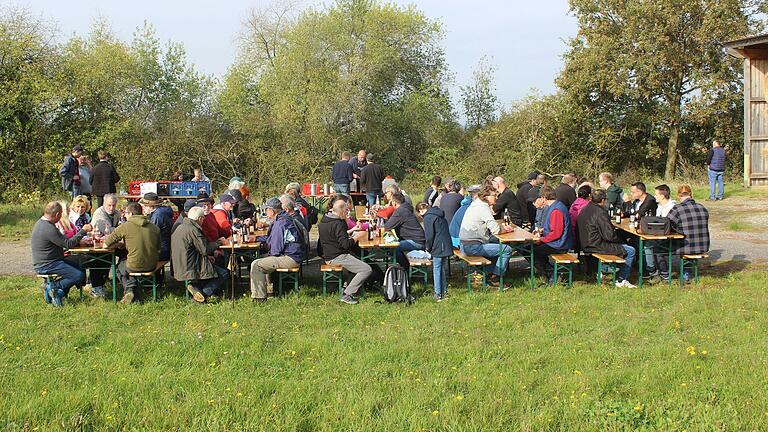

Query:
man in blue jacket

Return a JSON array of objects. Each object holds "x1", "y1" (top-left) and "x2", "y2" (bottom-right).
[
  {"x1": 140, "y1": 192, "x2": 174, "y2": 262},
  {"x1": 249, "y1": 197, "x2": 304, "y2": 301},
  {"x1": 58, "y1": 146, "x2": 83, "y2": 198},
  {"x1": 449, "y1": 185, "x2": 480, "y2": 248},
  {"x1": 706, "y1": 140, "x2": 726, "y2": 200},
  {"x1": 418, "y1": 203, "x2": 453, "y2": 301},
  {"x1": 331, "y1": 151, "x2": 355, "y2": 194}
]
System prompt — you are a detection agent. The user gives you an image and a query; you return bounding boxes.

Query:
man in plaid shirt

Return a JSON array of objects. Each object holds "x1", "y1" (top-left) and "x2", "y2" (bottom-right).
[{"x1": 667, "y1": 184, "x2": 709, "y2": 282}]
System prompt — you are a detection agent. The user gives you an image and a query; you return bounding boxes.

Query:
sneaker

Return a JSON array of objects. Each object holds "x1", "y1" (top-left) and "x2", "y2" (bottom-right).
[
  {"x1": 615, "y1": 279, "x2": 637, "y2": 289},
  {"x1": 187, "y1": 284, "x2": 205, "y2": 303},
  {"x1": 51, "y1": 289, "x2": 64, "y2": 307},
  {"x1": 120, "y1": 291, "x2": 135, "y2": 304},
  {"x1": 433, "y1": 293, "x2": 442, "y2": 302},
  {"x1": 90, "y1": 286, "x2": 107, "y2": 299},
  {"x1": 43, "y1": 283, "x2": 52, "y2": 304},
  {"x1": 340, "y1": 294, "x2": 358, "y2": 305}
]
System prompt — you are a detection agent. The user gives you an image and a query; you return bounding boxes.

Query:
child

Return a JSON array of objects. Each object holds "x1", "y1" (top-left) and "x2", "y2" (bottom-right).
[{"x1": 417, "y1": 202, "x2": 453, "y2": 301}]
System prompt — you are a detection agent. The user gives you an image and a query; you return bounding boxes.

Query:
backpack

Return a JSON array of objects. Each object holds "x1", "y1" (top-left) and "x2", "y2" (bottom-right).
[
  {"x1": 382, "y1": 265, "x2": 413, "y2": 304},
  {"x1": 639, "y1": 216, "x2": 671, "y2": 236}
]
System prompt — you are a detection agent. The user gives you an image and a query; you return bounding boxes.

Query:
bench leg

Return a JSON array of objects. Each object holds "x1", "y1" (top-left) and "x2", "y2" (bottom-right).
[
  {"x1": 322, "y1": 272, "x2": 328, "y2": 296},
  {"x1": 597, "y1": 261, "x2": 603, "y2": 287},
  {"x1": 481, "y1": 268, "x2": 487, "y2": 292},
  {"x1": 694, "y1": 260, "x2": 699, "y2": 287},
  {"x1": 278, "y1": 276, "x2": 284, "y2": 297},
  {"x1": 466, "y1": 264, "x2": 472, "y2": 293},
  {"x1": 553, "y1": 262, "x2": 558, "y2": 288},
  {"x1": 679, "y1": 257, "x2": 685, "y2": 289},
  {"x1": 568, "y1": 265, "x2": 573, "y2": 289}
]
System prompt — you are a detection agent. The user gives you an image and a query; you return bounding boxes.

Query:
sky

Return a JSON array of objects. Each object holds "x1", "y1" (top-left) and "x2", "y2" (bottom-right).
[{"x1": 7, "y1": 0, "x2": 578, "y2": 110}]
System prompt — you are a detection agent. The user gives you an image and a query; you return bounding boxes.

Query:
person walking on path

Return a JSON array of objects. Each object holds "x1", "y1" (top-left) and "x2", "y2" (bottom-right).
[{"x1": 706, "y1": 140, "x2": 726, "y2": 201}]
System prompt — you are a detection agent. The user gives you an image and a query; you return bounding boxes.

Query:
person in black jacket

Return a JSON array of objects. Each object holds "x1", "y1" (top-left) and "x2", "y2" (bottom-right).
[
  {"x1": 90, "y1": 150, "x2": 121, "y2": 208},
  {"x1": 621, "y1": 182, "x2": 657, "y2": 218},
  {"x1": 59, "y1": 146, "x2": 83, "y2": 198},
  {"x1": 318, "y1": 200, "x2": 372, "y2": 304},
  {"x1": 359, "y1": 153, "x2": 385, "y2": 205},
  {"x1": 423, "y1": 175, "x2": 442, "y2": 207},
  {"x1": 516, "y1": 170, "x2": 540, "y2": 228},
  {"x1": 332, "y1": 152, "x2": 355, "y2": 194},
  {"x1": 577, "y1": 189, "x2": 637, "y2": 288},
  {"x1": 438, "y1": 180, "x2": 464, "y2": 224},
  {"x1": 140, "y1": 193, "x2": 174, "y2": 262},
  {"x1": 417, "y1": 203, "x2": 452, "y2": 301},
  {"x1": 554, "y1": 173, "x2": 578, "y2": 208},
  {"x1": 492, "y1": 176, "x2": 523, "y2": 226},
  {"x1": 383, "y1": 192, "x2": 426, "y2": 270}
]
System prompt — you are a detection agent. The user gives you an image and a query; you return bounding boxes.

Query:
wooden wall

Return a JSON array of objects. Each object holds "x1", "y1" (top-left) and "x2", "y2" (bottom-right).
[{"x1": 747, "y1": 58, "x2": 768, "y2": 185}]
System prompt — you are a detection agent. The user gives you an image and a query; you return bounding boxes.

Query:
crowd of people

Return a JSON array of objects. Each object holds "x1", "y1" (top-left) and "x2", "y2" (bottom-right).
[{"x1": 32, "y1": 147, "x2": 712, "y2": 307}]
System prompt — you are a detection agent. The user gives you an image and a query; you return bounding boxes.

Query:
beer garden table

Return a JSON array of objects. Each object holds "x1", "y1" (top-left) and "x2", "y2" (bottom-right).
[
  {"x1": 358, "y1": 236, "x2": 399, "y2": 268},
  {"x1": 612, "y1": 220, "x2": 684, "y2": 288},
  {"x1": 496, "y1": 225, "x2": 537, "y2": 290},
  {"x1": 68, "y1": 244, "x2": 118, "y2": 302}
]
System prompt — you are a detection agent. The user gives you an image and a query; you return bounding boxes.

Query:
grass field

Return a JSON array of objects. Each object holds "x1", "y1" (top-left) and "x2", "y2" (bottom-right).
[
  {"x1": 0, "y1": 203, "x2": 43, "y2": 240},
  {"x1": 2, "y1": 270, "x2": 768, "y2": 431}
]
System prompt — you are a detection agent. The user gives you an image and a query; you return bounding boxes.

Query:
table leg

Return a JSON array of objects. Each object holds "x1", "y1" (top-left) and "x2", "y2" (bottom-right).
[
  {"x1": 111, "y1": 252, "x2": 117, "y2": 303},
  {"x1": 637, "y1": 238, "x2": 644, "y2": 288},
  {"x1": 498, "y1": 243, "x2": 504, "y2": 291},
  {"x1": 667, "y1": 238, "x2": 673, "y2": 287},
  {"x1": 529, "y1": 244, "x2": 535, "y2": 290}
]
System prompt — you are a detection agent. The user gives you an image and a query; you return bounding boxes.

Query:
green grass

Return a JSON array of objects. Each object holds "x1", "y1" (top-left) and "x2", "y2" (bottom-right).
[
  {"x1": 0, "y1": 203, "x2": 43, "y2": 239},
  {"x1": 726, "y1": 221, "x2": 757, "y2": 232},
  {"x1": 2, "y1": 270, "x2": 768, "y2": 430}
]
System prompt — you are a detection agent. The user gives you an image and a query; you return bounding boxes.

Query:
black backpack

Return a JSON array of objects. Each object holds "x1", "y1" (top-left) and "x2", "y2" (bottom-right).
[
  {"x1": 383, "y1": 265, "x2": 413, "y2": 304},
  {"x1": 639, "y1": 216, "x2": 671, "y2": 236}
]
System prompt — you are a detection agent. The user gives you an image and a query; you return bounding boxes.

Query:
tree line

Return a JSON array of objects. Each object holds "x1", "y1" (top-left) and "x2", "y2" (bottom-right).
[{"x1": 0, "y1": 0, "x2": 763, "y2": 201}]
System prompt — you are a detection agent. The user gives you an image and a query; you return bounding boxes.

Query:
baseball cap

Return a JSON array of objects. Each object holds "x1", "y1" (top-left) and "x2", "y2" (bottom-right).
[{"x1": 261, "y1": 197, "x2": 282, "y2": 211}]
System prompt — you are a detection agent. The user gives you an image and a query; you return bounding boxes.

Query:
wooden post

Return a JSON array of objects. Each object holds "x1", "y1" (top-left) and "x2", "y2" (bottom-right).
[{"x1": 744, "y1": 58, "x2": 751, "y2": 188}]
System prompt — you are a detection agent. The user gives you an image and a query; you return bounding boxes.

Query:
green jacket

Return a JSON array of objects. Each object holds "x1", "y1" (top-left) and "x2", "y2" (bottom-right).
[
  {"x1": 171, "y1": 217, "x2": 221, "y2": 281},
  {"x1": 606, "y1": 184, "x2": 624, "y2": 210},
  {"x1": 105, "y1": 215, "x2": 160, "y2": 271}
]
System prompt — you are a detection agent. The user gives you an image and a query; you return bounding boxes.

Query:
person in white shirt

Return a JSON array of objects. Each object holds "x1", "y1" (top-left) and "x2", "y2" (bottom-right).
[{"x1": 648, "y1": 184, "x2": 676, "y2": 284}]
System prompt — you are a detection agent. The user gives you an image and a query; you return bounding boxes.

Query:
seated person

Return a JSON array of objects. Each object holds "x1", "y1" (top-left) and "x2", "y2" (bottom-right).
[
  {"x1": 279, "y1": 195, "x2": 310, "y2": 260},
  {"x1": 104, "y1": 202, "x2": 161, "y2": 304},
  {"x1": 172, "y1": 199, "x2": 198, "y2": 236},
  {"x1": 31, "y1": 202, "x2": 92, "y2": 306},
  {"x1": 530, "y1": 186, "x2": 574, "y2": 281},
  {"x1": 211, "y1": 194, "x2": 238, "y2": 239},
  {"x1": 89, "y1": 193, "x2": 123, "y2": 298},
  {"x1": 373, "y1": 183, "x2": 404, "y2": 220},
  {"x1": 492, "y1": 176, "x2": 524, "y2": 226},
  {"x1": 648, "y1": 184, "x2": 677, "y2": 283},
  {"x1": 598, "y1": 172, "x2": 624, "y2": 210},
  {"x1": 449, "y1": 185, "x2": 480, "y2": 248},
  {"x1": 196, "y1": 193, "x2": 220, "y2": 242},
  {"x1": 236, "y1": 186, "x2": 257, "y2": 221},
  {"x1": 172, "y1": 206, "x2": 228, "y2": 303},
  {"x1": 140, "y1": 192, "x2": 173, "y2": 262},
  {"x1": 423, "y1": 175, "x2": 442, "y2": 207},
  {"x1": 667, "y1": 184, "x2": 709, "y2": 282},
  {"x1": 458, "y1": 185, "x2": 514, "y2": 286},
  {"x1": 555, "y1": 173, "x2": 578, "y2": 208},
  {"x1": 249, "y1": 198, "x2": 304, "y2": 301},
  {"x1": 318, "y1": 200, "x2": 371, "y2": 305},
  {"x1": 621, "y1": 182, "x2": 657, "y2": 218},
  {"x1": 439, "y1": 180, "x2": 464, "y2": 224},
  {"x1": 55, "y1": 199, "x2": 78, "y2": 238},
  {"x1": 576, "y1": 189, "x2": 636, "y2": 288},
  {"x1": 382, "y1": 192, "x2": 426, "y2": 271},
  {"x1": 68, "y1": 195, "x2": 92, "y2": 231}
]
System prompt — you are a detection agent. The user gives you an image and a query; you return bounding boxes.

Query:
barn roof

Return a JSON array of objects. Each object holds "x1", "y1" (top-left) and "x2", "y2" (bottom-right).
[{"x1": 724, "y1": 34, "x2": 768, "y2": 59}]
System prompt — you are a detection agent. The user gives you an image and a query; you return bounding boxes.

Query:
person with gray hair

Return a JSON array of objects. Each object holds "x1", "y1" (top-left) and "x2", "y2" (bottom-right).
[
  {"x1": 88, "y1": 192, "x2": 122, "y2": 298},
  {"x1": 249, "y1": 198, "x2": 304, "y2": 301},
  {"x1": 317, "y1": 199, "x2": 372, "y2": 304},
  {"x1": 171, "y1": 206, "x2": 228, "y2": 303},
  {"x1": 284, "y1": 182, "x2": 316, "y2": 231},
  {"x1": 280, "y1": 194, "x2": 309, "y2": 258}
]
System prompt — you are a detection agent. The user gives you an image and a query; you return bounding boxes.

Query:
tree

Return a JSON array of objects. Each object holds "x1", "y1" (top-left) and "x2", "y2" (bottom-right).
[
  {"x1": 460, "y1": 56, "x2": 499, "y2": 131},
  {"x1": 559, "y1": 0, "x2": 760, "y2": 179}
]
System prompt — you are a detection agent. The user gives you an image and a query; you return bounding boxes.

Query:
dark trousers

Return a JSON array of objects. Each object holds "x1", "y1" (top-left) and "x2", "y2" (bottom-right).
[
  {"x1": 96, "y1": 195, "x2": 105, "y2": 209},
  {"x1": 34, "y1": 258, "x2": 84, "y2": 296},
  {"x1": 533, "y1": 244, "x2": 567, "y2": 275}
]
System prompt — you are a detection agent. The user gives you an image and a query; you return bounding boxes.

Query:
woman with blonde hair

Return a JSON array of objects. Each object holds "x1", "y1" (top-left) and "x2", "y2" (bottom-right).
[
  {"x1": 68, "y1": 195, "x2": 91, "y2": 232},
  {"x1": 55, "y1": 200, "x2": 78, "y2": 238}
]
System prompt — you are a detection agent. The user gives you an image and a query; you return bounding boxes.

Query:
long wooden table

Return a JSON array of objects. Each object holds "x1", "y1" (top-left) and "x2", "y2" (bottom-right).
[
  {"x1": 612, "y1": 220, "x2": 684, "y2": 288},
  {"x1": 496, "y1": 225, "x2": 537, "y2": 290},
  {"x1": 68, "y1": 245, "x2": 118, "y2": 302},
  {"x1": 354, "y1": 205, "x2": 377, "y2": 222},
  {"x1": 358, "y1": 236, "x2": 400, "y2": 268}
]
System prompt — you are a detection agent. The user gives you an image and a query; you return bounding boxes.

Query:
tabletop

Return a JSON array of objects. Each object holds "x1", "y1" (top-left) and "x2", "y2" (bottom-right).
[
  {"x1": 496, "y1": 225, "x2": 536, "y2": 243},
  {"x1": 612, "y1": 220, "x2": 684, "y2": 240},
  {"x1": 357, "y1": 237, "x2": 400, "y2": 249},
  {"x1": 219, "y1": 239, "x2": 262, "y2": 250},
  {"x1": 68, "y1": 244, "x2": 116, "y2": 254}
]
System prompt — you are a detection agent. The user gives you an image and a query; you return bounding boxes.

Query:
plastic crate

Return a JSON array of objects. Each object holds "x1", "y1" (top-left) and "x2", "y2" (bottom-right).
[
  {"x1": 157, "y1": 181, "x2": 170, "y2": 196},
  {"x1": 181, "y1": 181, "x2": 197, "y2": 197},
  {"x1": 169, "y1": 182, "x2": 184, "y2": 196},
  {"x1": 195, "y1": 181, "x2": 211, "y2": 195},
  {"x1": 128, "y1": 180, "x2": 143, "y2": 196}
]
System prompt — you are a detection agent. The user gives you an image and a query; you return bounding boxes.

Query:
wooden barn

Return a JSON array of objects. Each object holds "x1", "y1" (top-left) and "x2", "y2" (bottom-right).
[{"x1": 725, "y1": 35, "x2": 768, "y2": 187}]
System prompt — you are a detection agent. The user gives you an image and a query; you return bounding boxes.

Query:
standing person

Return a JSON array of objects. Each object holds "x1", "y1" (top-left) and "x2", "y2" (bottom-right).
[
  {"x1": 140, "y1": 193, "x2": 173, "y2": 262},
  {"x1": 439, "y1": 180, "x2": 464, "y2": 224},
  {"x1": 382, "y1": 192, "x2": 426, "y2": 271},
  {"x1": 77, "y1": 155, "x2": 93, "y2": 201},
  {"x1": 59, "y1": 146, "x2": 83, "y2": 198},
  {"x1": 576, "y1": 189, "x2": 637, "y2": 288},
  {"x1": 172, "y1": 206, "x2": 228, "y2": 303},
  {"x1": 31, "y1": 202, "x2": 92, "y2": 306},
  {"x1": 417, "y1": 202, "x2": 453, "y2": 301},
  {"x1": 90, "y1": 150, "x2": 121, "y2": 208},
  {"x1": 249, "y1": 198, "x2": 304, "y2": 301},
  {"x1": 332, "y1": 151, "x2": 355, "y2": 194},
  {"x1": 706, "y1": 140, "x2": 726, "y2": 200},
  {"x1": 598, "y1": 172, "x2": 624, "y2": 210},
  {"x1": 530, "y1": 186, "x2": 574, "y2": 281},
  {"x1": 423, "y1": 176, "x2": 442, "y2": 207},
  {"x1": 349, "y1": 149, "x2": 368, "y2": 191},
  {"x1": 318, "y1": 200, "x2": 372, "y2": 305},
  {"x1": 103, "y1": 202, "x2": 160, "y2": 304},
  {"x1": 492, "y1": 176, "x2": 523, "y2": 226},
  {"x1": 459, "y1": 185, "x2": 515, "y2": 287},
  {"x1": 191, "y1": 168, "x2": 210, "y2": 182},
  {"x1": 555, "y1": 173, "x2": 578, "y2": 208},
  {"x1": 648, "y1": 184, "x2": 677, "y2": 284},
  {"x1": 359, "y1": 153, "x2": 385, "y2": 206},
  {"x1": 667, "y1": 184, "x2": 710, "y2": 282}
]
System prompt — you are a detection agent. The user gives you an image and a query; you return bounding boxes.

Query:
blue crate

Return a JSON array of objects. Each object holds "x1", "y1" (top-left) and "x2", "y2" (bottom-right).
[
  {"x1": 195, "y1": 181, "x2": 211, "y2": 195},
  {"x1": 169, "y1": 182, "x2": 184, "y2": 196},
  {"x1": 181, "y1": 181, "x2": 197, "y2": 197}
]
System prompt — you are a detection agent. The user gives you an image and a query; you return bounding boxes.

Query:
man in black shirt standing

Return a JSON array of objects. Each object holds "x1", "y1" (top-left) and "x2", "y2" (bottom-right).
[
  {"x1": 492, "y1": 176, "x2": 523, "y2": 226},
  {"x1": 359, "y1": 153, "x2": 385, "y2": 205},
  {"x1": 90, "y1": 150, "x2": 121, "y2": 208},
  {"x1": 331, "y1": 151, "x2": 354, "y2": 195}
]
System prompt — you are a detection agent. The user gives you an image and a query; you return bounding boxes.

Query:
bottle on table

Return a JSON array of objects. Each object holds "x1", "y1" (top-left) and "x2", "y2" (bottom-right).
[{"x1": 504, "y1": 209, "x2": 511, "y2": 226}]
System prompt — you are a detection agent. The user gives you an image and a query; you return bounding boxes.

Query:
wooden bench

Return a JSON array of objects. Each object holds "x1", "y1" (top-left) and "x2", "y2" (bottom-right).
[
  {"x1": 454, "y1": 250, "x2": 492, "y2": 292},
  {"x1": 320, "y1": 263, "x2": 344, "y2": 296},
  {"x1": 275, "y1": 266, "x2": 300, "y2": 295},
  {"x1": 591, "y1": 254, "x2": 625, "y2": 287},
  {"x1": 680, "y1": 253, "x2": 709, "y2": 288},
  {"x1": 128, "y1": 261, "x2": 168, "y2": 302},
  {"x1": 407, "y1": 258, "x2": 432, "y2": 285},
  {"x1": 550, "y1": 253, "x2": 579, "y2": 289},
  {"x1": 36, "y1": 273, "x2": 83, "y2": 303}
]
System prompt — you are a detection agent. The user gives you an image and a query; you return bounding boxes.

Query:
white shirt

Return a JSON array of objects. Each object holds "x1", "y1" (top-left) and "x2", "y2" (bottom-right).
[
  {"x1": 459, "y1": 199, "x2": 500, "y2": 244},
  {"x1": 656, "y1": 200, "x2": 676, "y2": 217}
]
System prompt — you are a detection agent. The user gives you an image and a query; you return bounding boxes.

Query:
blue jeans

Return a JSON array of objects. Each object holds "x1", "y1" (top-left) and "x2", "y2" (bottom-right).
[
  {"x1": 34, "y1": 259, "x2": 84, "y2": 297},
  {"x1": 198, "y1": 265, "x2": 229, "y2": 297},
  {"x1": 432, "y1": 256, "x2": 447, "y2": 296},
  {"x1": 396, "y1": 240, "x2": 424, "y2": 269},
  {"x1": 334, "y1": 183, "x2": 350, "y2": 194},
  {"x1": 461, "y1": 243, "x2": 513, "y2": 276},
  {"x1": 366, "y1": 191, "x2": 381, "y2": 206},
  {"x1": 644, "y1": 240, "x2": 658, "y2": 274},
  {"x1": 708, "y1": 169, "x2": 724, "y2": 200},
  {"x1": 618, "y1": 244, "x2": 636, "y2": 282}
]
